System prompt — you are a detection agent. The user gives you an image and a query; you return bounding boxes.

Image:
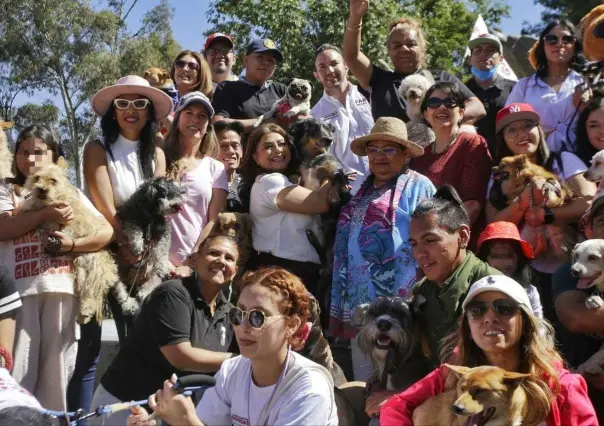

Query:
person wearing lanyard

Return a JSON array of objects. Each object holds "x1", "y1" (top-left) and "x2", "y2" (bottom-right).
[
  {"x1": 311, "y1": 44, "x2": 372, "y2": 195},
  {"x1": 127, "y1": 267, "x2": 338, "y2": 426}
]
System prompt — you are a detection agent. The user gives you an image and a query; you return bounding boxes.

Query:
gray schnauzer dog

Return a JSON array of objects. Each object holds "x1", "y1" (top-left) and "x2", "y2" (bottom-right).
[
  {"x1": 116, "y1": 177, "x2": 185, "y2": 301},
  {"x1": 353, "y1": 297, "x2": 432, "y2": 394}
]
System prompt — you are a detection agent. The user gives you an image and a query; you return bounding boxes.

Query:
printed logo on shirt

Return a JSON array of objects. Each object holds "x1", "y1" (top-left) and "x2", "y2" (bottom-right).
[
  {"x1": 232, "y1": 414, "x2": 250, "y2": 426},
  {"x1": 13, "y1": 230, "x2": 71, "y2": 280},
  {"x1": 354, "y1": 97, "x2": 369, "y2": 106},
  {"x1": 322, "y1": 111, "x2": 339, "y2": 121}
]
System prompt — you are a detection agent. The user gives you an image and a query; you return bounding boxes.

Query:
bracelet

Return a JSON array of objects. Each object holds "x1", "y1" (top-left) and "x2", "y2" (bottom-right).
[
  {"x1": 68, "y1": 238, "x2": 76, "y2": 253},
  {"x1": 0, "y1": 346, "x2": 14, "y2": 371},
  {"x1": 346, "y1": 19, "x2": 362, "y2": 31}
]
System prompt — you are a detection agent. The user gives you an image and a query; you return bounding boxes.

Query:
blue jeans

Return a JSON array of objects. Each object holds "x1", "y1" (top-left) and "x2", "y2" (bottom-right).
[{"x1": 67, "y1": 319, "x2": 101, "y2": 426}]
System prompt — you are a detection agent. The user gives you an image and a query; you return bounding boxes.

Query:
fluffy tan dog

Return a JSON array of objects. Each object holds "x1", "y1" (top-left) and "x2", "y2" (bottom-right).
[
  {"x1": 21, "y1": 159, "x2": 137, "y2": 323},
  {"x1": 210, "y1": 212, "x2": 252, "y2": 272},
  {"x1": 0, "y1": 125, "x2": 13, "y2": 179},
  {"x1": 412, "y1": 365, "x2": 545, "y2": 426},
  {"x1": 143, "y1": 67, "x2": 173, "y2": 89}
]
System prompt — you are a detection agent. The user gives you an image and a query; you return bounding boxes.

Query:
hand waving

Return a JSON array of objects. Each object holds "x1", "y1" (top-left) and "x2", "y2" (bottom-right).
[{"x1": 349, "y1": 0, "x2": 369, "y2": 18}]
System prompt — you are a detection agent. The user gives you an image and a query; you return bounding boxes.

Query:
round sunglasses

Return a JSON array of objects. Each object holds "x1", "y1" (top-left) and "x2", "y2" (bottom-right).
[
  {"x1": 465, "y1": 299, "x2": 520, "y2": 321},
  {"x1": 113, "y1": 98, "x2": 150, "y2": 110},
  {"x1": 543, "y1": 34, "x2": 575, "y2": 46},
  {"x1": 174, "y1": 59, "x2": 200, "y2": 71},
  {"x1": 426, "y1": 97, "x2": 459, "y2": 109},
  {"x1": 228, "y1": 307, "x2": 283, "y2": 329}
]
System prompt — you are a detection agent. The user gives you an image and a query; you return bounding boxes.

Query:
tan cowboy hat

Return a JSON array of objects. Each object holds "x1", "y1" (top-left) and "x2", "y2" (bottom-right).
[
  {"x1": 91, "y1": 75, "x2": 174, "y2": 120},
  {"x1": 350, "y1": 117, "x2": 424, "y2": 158}
]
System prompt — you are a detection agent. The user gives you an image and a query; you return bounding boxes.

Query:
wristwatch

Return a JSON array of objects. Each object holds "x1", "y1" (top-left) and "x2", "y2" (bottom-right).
[{"x1": 544, "y1": 207, "x2": 555, "y2": 225}]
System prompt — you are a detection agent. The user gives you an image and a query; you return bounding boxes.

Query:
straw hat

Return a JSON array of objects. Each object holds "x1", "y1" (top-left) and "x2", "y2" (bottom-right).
[
  {"x1": 91, "y1": 75, "x2": 174, "y2": 120},
  {"x1": 350, "y1": 117, "x2": 424, "y2": 158}
]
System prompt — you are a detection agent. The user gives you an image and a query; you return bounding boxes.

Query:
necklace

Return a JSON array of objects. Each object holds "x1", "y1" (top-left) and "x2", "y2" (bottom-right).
[
  {"x1": 247, "y1": 347, "x2": 291, "y2": 426},
  {"x1": 433, "y1": 129, "x2": 460, "y2": 155}
]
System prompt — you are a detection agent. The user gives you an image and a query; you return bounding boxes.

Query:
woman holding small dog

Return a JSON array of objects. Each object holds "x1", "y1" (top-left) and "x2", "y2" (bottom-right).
[
  {"x1": 90, "y1": 234, "x2": 240, "y2": 426},
  {"x1": 380, "y1": 275, "x2": 598, "y2": 425},
  {"x1": 0, "y1": 125, "x2": 114, "y2": 411},
  {"x1": 163, "y1": 91, "x2": 228, "y2": 277},
  {"x1": 330, "y1": 116, "x2": 435, "y2": 381},
  {"x1": 126, "y1": 267, "x2": 338, "y2": 426}
]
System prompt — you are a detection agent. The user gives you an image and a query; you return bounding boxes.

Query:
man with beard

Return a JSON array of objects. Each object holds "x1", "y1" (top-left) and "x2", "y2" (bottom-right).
[
  {"x1": 464, "y1": 34, "x2": 516, "y2": 156},
  {"x1": 212, "y1": 39, "x2": 287, "y2": 132},
  {"x1": 203, "y1": 33, "x2": 238, "y2": 89},
  {"x1": 311, "y1": 44, "x2": 371, "y2": 195}
]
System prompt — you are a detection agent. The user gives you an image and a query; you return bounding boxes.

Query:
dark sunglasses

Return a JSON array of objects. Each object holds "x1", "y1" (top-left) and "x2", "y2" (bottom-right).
[
  {"x1": 228, "y1": 307, "x2": 283, "y2": 329},
  {"x1": 543, "y1": 34, "x2": 575, "y2": 46},
  {"x1": 426, "y1": 97, "x2": 459, "y2": 109},
  {"x1": 465, "y1": 299, "x2": 520, "y2": 320},
  {"x1": 174, "y1": 59, "x2": 200, "y2": 70}
]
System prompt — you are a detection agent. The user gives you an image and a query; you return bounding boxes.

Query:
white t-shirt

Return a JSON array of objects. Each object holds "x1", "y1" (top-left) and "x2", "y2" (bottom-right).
[
  {"x1": 506, "y1": 71, "x2": 583, "y2": 153},
  {"x1": 0, "y1": 368, "x2": 41, "y2": 412},
  {"x1": 311, "y1": 83, "x2": 372, "y2": 195},
  {"x1": 0, "y1": 182, "x2": 102, "y2": 296},
  {"x1": 169, "y1": 156, "x2": 228, "y2": 266},
  {"x1": 196, "y1": 352, "x2": 338, "y2": 426},
  {"x1": 250, "y1": 173, "x2": 322, "y2": 264}
]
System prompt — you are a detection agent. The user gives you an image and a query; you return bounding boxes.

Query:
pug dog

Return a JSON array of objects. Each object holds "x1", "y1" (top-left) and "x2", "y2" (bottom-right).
[{"x1": 256, "y1": 78, "x2": 313, "y2": 126}]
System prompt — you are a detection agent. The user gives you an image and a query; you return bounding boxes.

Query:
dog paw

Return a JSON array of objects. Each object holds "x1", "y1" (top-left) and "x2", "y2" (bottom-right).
[{"x1": 586, "y1": 296, "x2": 604, "y2": 310}]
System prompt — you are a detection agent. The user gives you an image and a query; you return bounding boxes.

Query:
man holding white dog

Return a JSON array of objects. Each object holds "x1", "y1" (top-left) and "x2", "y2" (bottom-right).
[{"x1": 311, "y1": 44, "x2": 372, "y2": 195}]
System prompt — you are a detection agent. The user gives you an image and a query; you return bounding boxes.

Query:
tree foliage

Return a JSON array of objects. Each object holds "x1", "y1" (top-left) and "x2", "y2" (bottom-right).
[
  {"x1": 206, "y1": 0, "x2": 509, "y2": 90},
  {"x1": 524, "y1": 0, "x2": 600, "y2": 34},
  {"x1": 13, "y1": 102, "x2": 60, "y2": 134},
  {"x1": 0, "y1": 0, "x2": 181, "y2": 186}
]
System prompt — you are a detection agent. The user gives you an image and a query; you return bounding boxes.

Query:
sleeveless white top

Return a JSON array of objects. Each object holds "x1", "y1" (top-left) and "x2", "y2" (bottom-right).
[{"x1": 103, "y1": 134, "x2": 149, "y2": 207}]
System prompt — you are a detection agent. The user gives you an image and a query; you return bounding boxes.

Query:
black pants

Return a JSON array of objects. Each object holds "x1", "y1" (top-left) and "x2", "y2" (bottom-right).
[{"x1": 249, "y1": 252, "x2": 321, "y2": 298}]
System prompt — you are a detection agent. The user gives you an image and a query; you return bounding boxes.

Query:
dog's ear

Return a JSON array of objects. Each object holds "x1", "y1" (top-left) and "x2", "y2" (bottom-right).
[
  {"x1": 162, "y1": 69, "x2": 170, "y2": 80},
  {"x1": 351, "y1": 304, "x2": 370, "y2": 328},
  {"x1": 56, "y1": 156, "x2": 68, "y2": 171},
  {"x1": 502, "y1": 371, "x2": 531, "y2": 388},
  {"x1": 444, "y1": 364, "x2": 470, "y2": 377},
  {"x1": 286, "y1": 78, "x2": 295, "y2": 86}
]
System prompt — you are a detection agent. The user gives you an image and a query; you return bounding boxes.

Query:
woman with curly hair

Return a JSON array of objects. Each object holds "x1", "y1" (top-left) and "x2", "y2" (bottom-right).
[
  {"x1": 381, "y1": 275, "x2": 597, "y2": 426},
  {"x1": 127, "y1": 267, "x2": 338, "y2": 426}
]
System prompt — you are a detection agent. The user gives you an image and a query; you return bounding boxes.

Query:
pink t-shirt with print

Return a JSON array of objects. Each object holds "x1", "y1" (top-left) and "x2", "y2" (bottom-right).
[{"x1": 169, "y1": 156, "x2": 228, "y2": 266}]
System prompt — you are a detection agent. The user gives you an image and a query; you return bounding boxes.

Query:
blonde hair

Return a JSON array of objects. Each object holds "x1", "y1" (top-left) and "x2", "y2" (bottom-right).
[
  {"x1": 441, "y1": 306, "x2": 561, "y2": 425},
  {"x1": 387, "y1": 17, "x2": 428, "y2": 68},
  {"x1": 171, "y1": 50, "x2": 213, "y2": 98}
]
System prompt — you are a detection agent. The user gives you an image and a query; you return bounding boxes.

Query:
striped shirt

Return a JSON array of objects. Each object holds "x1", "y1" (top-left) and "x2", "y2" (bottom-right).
[{"x1": 0, "y1": 267, "x2": 21, "y2": 318}]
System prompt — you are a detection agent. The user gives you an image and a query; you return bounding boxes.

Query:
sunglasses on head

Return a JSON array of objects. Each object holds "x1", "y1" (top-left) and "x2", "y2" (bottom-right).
[
  {"x1": 174, "y1": 59, "x2": 201, "y2": 70},
  {"x1": 113, "y1": 98, "x2": 150, "y2": 110},
  {"x1": 543, "y1": 34, "x2": 575, "y2": 46},
  {"x1": 426, "y1": 97, "x2": 459, "y2": 109},
  {"x1": 228, "y1": 307, "x2": 283, "y2": 329},
  {"x1": 465, "y1": 298, "x2": 520, "y2": 320}
]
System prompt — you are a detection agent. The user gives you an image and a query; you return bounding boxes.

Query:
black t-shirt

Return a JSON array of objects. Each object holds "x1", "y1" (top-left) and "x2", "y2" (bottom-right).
[
  {"x1": 101, "y1": 277, "x2": 235, "y2": 402},
  {"x1": 367, "y1": 65, "x2": 477, "y2": 121},
  {"x1": 0, "y1": 266, "x2": 21, "y2": 320},
  {"x1": 212, "y1": 80, "x2": 287, "y2": 120},
  {"x1": 465, "y1": 75, "x2": 516, "y2": 156},
  {"x1": 552, "y1": 263, "x2": 602, "y2": 369}
]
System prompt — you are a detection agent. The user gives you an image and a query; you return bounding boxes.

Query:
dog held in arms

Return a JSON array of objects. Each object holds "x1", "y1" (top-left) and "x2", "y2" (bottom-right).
[
  {"x1": 20, "y1": 159, "x2": 137, "y2": 323},
  {"x1": 490, "y1": 154, "x2": 576, "y2": 260},
  {"x1": 115, "y1": 177, "x2": 186, "y2": 302},
  {"x1": 353, "y1": 297, "x2": 432, "y2": 424},
  {"x1": 256, "y1": 78, "x2": 313, "y2": 126},
  {"x1": 412, "y1": 364, "x2": 545, "y2": 426}
]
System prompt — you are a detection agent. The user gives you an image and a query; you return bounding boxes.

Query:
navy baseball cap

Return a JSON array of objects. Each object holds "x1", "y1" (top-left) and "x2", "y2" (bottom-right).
[{"x1": 246, "y1": 38, "x2": 283, "y2": 62}]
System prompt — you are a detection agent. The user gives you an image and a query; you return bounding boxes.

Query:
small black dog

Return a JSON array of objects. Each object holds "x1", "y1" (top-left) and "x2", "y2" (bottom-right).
[
  {"x1": 116, "y1": 177, "x2": 186, "y2": 295},
  {"x1": 288, "y1": 118, "x2": 335, "y2": 167},
  {"x1": 353, "y1": 297, "x2": 432, "y2": 394}
]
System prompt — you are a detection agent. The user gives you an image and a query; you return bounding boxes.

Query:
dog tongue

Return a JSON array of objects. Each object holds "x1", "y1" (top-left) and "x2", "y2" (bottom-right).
[
  {"x1": 463, "y1": 408, "x2": 495, "y2": 426},
  {"x1": 577, "y1": 277, "x2": 595, "y2": 289}
]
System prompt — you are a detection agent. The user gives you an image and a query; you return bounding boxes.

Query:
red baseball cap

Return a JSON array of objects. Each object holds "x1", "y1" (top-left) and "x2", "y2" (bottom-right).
[
  {"x1": 495, "y1": 103, "x2": 540, "y2": 135},
  {"x1": 477, "y1": 221, "x2": 535, "y2": 260},
  {"x1": 204, "y1": 33, "x2": 234, "y2": 52}
]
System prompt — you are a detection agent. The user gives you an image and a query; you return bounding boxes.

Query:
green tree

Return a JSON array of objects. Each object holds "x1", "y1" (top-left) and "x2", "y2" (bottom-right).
[
  {"x1": 206, "y1": 0, "x2": 509, "y2": 91},
  {"x1": 526, "y1": 0, "x2": 600, "y2": 33},
  {"x1": 13, "y1": 102, "x2": 60, "y2": 133},
  {"x1": 0, "y1": 0, "x2": 181, "y2": 187}
]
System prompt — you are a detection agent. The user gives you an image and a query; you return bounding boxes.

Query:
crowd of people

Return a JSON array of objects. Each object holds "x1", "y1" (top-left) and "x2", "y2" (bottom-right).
[{"x1": 0, "y1": 0, "x2": 603, "y2": 425}]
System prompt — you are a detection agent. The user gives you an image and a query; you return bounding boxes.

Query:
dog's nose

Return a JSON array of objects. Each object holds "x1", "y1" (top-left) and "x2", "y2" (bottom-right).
[
  {"x1": 571, "y1": 267, "x2": 580, "y2": 278},
  {"x1": 377, "y1": 319, "x2": 391, "y2": 332},
  {"x1": 452, "y1": 404, "x2": 465, "y2": 415}
]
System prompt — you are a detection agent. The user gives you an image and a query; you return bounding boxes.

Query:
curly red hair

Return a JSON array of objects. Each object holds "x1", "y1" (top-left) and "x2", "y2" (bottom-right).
[{"x1": 239, "y1": 267, "x2": 310, "y2": 325}]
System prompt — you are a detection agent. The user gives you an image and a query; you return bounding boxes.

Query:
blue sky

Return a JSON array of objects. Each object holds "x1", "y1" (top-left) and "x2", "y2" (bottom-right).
[{"x1": 15, "y1": 0, "x2": 544, "y2": 109}]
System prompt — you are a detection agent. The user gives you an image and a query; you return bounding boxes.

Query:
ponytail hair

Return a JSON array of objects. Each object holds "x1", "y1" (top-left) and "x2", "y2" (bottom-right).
[{"x1": 411, "y1": 185, "x2": 469, "y2": 232}]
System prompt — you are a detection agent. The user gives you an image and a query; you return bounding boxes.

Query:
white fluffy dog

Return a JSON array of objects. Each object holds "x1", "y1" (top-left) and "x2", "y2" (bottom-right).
[
  {"x1": 397, "y1": 74, "x2": 435, "y2": 148},
  {"x1": 570, "y1": 239, "x2": 604, "y2": 309},
  {"x1": 584, "y1": 149, "x2": 604, "y2": 191},
  {"x1": 0, "y1": 128, "x2": 12, "y2": 180}
]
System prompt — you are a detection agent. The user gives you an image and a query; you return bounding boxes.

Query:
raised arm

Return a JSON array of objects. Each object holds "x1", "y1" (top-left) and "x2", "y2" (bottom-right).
[{"x1": 343, "y1": 0, "x2": 373, "y2": 89}]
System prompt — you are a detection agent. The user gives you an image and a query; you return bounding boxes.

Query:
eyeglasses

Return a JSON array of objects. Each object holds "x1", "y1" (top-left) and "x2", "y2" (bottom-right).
[
  {"x1": 206, "y1": 47, "x2": 233, "y2": 56},
  {"x1": 228, "y1": 307, "x2": 283, "y2": 329},
  {"x1": 426, "y1": 97, "x2": 459, "y2": 109},
  {"x1": 503, "y1": 120, "x2": 537, "y2": 138},
  {"x1": 465, "y1": 299, "x2": 520, "y2": 321},
  {"x1": 174, "y1": 59, "x2": 200, "y2": 70},
  {"x1": 113, "y1": 98, "x2": 150, "y2": 110},
  {"x1": 365, "y1": 146, "x2": 400, "y2": 157},
  {"x1": 543, "y1": 34, "x2": 575, "y2": 46}
]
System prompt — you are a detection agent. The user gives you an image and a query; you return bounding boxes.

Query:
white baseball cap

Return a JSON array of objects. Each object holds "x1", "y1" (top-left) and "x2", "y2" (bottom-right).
[{"x1": 462, "y1": 275, "x2": 533, "y2": 314}]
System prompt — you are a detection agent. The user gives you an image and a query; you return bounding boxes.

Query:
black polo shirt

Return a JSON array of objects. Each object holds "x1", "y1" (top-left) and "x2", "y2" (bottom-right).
[
  {"x1": 367, "y1": 65, "x2": 477, "y2": 121},
  {"x1": 465, "y1": 75, "x2": 516, "y2": 156},
  {"x1": 101, "y1": 277, "x2": 235, "y2": 402},
  {"x1": 212, "y1": 80, "x2": 287, "y2": 119}
]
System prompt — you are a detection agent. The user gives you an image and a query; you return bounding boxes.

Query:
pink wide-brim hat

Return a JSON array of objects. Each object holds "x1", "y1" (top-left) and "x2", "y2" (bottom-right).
[{"x1": 91, "y1": 75, "x2": 174, "y2": 120}]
